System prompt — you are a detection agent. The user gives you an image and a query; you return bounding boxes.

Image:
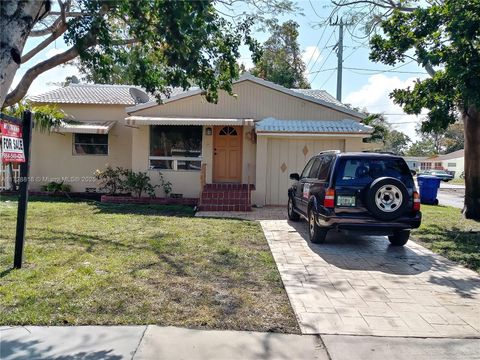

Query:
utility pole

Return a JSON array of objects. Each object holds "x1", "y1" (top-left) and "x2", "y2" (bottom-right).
[
  {"x1": 330, "y1": 18, "x2": 350, "y2": 102},
  {"x1": 336, "y1": 21, "x2": 344, "y2": 102}
]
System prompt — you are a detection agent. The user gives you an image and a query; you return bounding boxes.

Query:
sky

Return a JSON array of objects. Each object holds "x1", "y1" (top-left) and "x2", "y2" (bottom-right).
[{"x1": 11, "y1": 0, "x2": 430, "y2": 140}]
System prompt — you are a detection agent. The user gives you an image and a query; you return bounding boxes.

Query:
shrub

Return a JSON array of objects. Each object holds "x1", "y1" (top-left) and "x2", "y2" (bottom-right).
[
  {"x1": 122, "y1": 170, "x2": 158, "y2": 198},
  {"x1": 94, "y1": 166, "x2": 170, "y2": 197},
  {"x1": 41, "y1": 181, "x2": 71, "y2": 193},
  {"x1": 94, "y1": 166, "x2": 126, "y2": 195},
  {"x1": 159, "y1": 173, "x2": 173, "y2": 196}
]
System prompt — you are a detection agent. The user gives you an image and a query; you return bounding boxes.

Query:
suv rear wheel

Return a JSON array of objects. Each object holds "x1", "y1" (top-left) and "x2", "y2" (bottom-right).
[
  {"x1": 365, "y1": 177, "x2": 409, "y2": 221},
  {"x1": 308, "y1": 209, "x2": 327, "y2": 244},
  {"x1": 287, "y1": 197, "x2": 300, "y2": 221},
  {"x1": 388, "y1": 230, "x2": 410, "y2": 246}
]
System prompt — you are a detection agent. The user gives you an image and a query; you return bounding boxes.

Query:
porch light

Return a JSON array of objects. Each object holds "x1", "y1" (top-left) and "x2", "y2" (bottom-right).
[{"x1": 205, "y1": 127, "x2": 213, "y2": 135}]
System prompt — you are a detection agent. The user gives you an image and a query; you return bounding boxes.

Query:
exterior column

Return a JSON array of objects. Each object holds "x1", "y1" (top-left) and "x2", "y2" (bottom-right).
[{"x1": 252, "y1": 135, "x2": 268, "y2": 206}]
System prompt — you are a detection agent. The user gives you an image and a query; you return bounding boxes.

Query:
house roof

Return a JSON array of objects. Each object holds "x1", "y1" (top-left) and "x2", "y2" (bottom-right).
[
  {"x1": 125, "y1": 116, "x2": 254, "y2": 127},
  {"x1": 29, "y1": 74, "x2": 365, "y2": 119},
  {"x1": 255, "y1": 118, "x2": 373, "y2": 136},
  {"x1": 427, "y1": 149, "x2": 464, "y2": 161},
  {"x1": 403, "y1": 156, "x2": 429, "y2": 161},
  {"x1": 29, "y1": 84, "x2": 192, "y2": 105},
  {"x1": 126, "y1": 73, "x2": 365, "y2": 119},
  {"x1": 290, "y1": 89, "x2": 347, "y2": 109}
]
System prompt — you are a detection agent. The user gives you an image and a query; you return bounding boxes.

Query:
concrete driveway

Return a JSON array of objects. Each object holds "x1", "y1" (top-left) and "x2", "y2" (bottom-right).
[{"x1": 261, "y1": 219, "x2": 480, "y2": 338}]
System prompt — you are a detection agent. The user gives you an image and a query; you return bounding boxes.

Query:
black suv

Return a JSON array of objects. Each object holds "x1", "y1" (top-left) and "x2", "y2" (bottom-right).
[{"x1": 287, "y1": 151, "x2": 421, "y2": 246}]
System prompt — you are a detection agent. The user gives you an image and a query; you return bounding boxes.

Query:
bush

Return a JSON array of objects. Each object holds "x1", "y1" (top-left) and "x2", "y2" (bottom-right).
[
  {"x1": 122, "y1": 170, "x2": 158, "y2": 198},
  {"x1": 94, "y1": 166, "x2": 126, "y2": 195},
  {"x1": 41, "y1": 181, "x2": 71, "y2": 193},
  {"x1": 94, "y1": 166, "x2": 170, "y2": 197}
]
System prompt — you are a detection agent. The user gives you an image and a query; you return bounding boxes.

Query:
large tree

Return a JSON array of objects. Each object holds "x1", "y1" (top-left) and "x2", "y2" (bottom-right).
[
  {"x1": 0, "y1": 0, "x2": 295, "y2": 108},
  {"x1": 330, "y1": 0, "x2": 479, "y2": 220},
  {"x1": 251, "y1": 20, "x2": 310, "y2": 89},
  {"x1": 383, "y1": 130, "x2": 411, "y2": 155},
  {"x1": 368, "y1": 0, "x2": 480, "y2": 220}
]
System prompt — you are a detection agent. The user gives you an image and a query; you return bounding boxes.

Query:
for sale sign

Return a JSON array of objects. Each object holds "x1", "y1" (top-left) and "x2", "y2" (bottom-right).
[{"x1": 1, "y1": 122, "x2": 25, "y2": 163}]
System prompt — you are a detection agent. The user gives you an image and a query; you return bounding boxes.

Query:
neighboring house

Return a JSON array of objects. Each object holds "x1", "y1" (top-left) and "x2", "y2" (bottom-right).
[
  {"x1": 420, "y1": 149, "x2": 464, "y2": 178},
  {"x1": 25, "y1": 73, "x2": 371, "y2": 208},
  {"x1": 403, "y1": 156, "x2": 428, "y2": 172}
]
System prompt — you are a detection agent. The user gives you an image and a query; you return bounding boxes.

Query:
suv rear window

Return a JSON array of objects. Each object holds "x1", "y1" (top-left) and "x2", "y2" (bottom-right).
[{"x1": 335, "y1": 158, "x2": 413, "y2": 187}]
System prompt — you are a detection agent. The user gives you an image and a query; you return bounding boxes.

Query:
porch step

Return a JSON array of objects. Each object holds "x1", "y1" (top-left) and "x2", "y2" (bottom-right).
[
  {"x1": 199, "y1": 184, "x2": 252, "y2": 212},
  {"x1": 204, "y1": 183, "x2": 255, "y2": 191}
]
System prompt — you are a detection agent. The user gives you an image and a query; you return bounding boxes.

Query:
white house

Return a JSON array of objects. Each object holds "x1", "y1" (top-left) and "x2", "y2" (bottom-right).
[{"x1": 420, "y1": 149, "x2": 465, "y2": 178}]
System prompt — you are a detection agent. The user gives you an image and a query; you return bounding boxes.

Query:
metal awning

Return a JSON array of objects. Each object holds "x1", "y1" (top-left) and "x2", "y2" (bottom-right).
[
  {"x1": 255, "y1": 118, "x2": 373, "y2": 137},
  {"x1": 53, "y1": 121, "x2": 116, "y2": 134},
  {"x1": 125, "y1": 116, "x2": 254, "y2": 126}
]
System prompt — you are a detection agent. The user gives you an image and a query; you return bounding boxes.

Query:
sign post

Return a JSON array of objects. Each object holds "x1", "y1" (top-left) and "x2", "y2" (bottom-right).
[{"x1": 13, "y1": 111, "x2": 32, "y2": 269}]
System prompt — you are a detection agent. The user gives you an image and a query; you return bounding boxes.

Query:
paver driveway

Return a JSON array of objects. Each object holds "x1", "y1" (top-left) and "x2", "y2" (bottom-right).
[{"x1": 261, "y1": 219, "x2": 480, "y2": 338}]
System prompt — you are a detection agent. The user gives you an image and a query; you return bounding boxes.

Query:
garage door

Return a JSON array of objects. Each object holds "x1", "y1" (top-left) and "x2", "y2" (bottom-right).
[{"x1": 266, "y1": 138, "x2": 345, "y2": 205}]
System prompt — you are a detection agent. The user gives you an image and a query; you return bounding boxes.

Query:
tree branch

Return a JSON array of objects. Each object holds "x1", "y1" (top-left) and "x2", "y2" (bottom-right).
[
  {"x1": 21, "y1": 22, "x2": 68, "y2": 63},
  {"x1": 332, "y1": 0, "x2": 417, "y2": 12},
  {"x1": 29, "y1": 16, "x2": 63, "y2": 36},
  {"x1": 4, "y1": 38, "x2": 95, "y2": 108}
]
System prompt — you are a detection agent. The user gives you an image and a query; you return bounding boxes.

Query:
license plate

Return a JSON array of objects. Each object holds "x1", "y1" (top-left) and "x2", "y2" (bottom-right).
[{"x1": 337, "y1": 195, "x2": 356, "y2": 207}]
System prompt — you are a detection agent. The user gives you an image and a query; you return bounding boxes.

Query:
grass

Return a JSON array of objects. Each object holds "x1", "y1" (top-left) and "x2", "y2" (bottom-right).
[
  {"x1": 0, "y1": 197, "x2": 298, "y2": 333},
  {"x1": 448, "y1": 178, "x2": 465, "y2": 185},
  {"x1": 412, "y1": 205, "x2": 480, "y2": 272}
]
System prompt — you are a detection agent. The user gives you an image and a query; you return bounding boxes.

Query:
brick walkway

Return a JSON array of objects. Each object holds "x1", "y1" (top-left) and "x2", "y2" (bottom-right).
[{"x1": 260, "y1": 219, "x2": 480, "y2": 338}]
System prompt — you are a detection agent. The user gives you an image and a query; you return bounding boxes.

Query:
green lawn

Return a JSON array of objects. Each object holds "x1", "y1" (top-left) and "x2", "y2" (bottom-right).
[
  {"x1": 448, "y1": 178, "x2": 465, "y2": 185},
  {"x1": 412, "y1": 205, "x2": 480, "y2": 272},
  {"x1": 0, "y1": 197, "x2": 298, "y2": 333}
]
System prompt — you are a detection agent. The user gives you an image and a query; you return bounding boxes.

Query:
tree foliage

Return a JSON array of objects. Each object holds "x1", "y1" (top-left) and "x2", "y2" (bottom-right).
[
  {"x1": 367, "y1": 0, "x2": 480, "y2": 219},
  {"x1": 370, "y1": 1, "x2": 480, "y2": 130},
  {"x1": 1, "y1": 0, "x2": 297, "y2": 108},
  {"x1": 251, "y1": 20, "x2": 310, "y2": 89},
  {"x1": 383, "y1": 129, "x2": 411, "y2": 155},
  {"x1": 361, "y1": 113, "x2": 390, "y2": 144}
]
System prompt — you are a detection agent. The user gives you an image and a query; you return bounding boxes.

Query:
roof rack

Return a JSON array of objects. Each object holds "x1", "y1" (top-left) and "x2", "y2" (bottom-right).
[
  {"x1": 318, "y1": 150, "x2": 341, "y2": 155},
  {"x1": 361, "y1": 150, "x2": 397, "y2": 155}
]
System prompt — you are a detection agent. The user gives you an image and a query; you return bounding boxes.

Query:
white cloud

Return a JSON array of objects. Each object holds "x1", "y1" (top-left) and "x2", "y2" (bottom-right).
[
  {"x1": 344, "y1": 74, "x2": 429, "y2": 140},
  {"x1": 303, "y1": 46, "x2": 321, "y2": 68}
]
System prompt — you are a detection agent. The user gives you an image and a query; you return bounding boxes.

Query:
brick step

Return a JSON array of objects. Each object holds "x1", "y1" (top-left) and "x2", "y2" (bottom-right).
[
  {"x1": 201, "y1": 192, "x2": 249, "y2": 200},
  {"x1": 204, "y1": 183, "x2": 254, "y2": 191},
  {"x1": 200, "y1": 198, "x2": 251, "y2": 205},
  {"x1": 198, "y1": 204, "x2": 252, "y2": 212}
]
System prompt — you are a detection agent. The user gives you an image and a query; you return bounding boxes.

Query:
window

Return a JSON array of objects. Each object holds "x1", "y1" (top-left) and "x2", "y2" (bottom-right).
[
  {"x1": 335, "y1": 158, "x2": 413, "y2": 187},
  {"x1": 318, "y1": 156, "x2": 333, "y2": 180},
  {"x1": 149, "y1": 125, "x2": 202, "y2": 171},
  {"x1": 308, "y1": 158, "x2": 322, "y2": 178},
  {"x1": 447, "y1": 162, "x2": 456, "y2": 167},
  {"x1": 301, "y1": 158, "x2": 315, "y2": 178},
  {"x1": 73, "y1": 134, "x2": 108, "y2": 155},
  {"x1": 219, "y1": 126, "x2": 237, "y2": 136}
]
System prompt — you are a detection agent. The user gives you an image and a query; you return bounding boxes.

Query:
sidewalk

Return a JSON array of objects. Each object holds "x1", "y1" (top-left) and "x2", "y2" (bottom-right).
[{"x1": 2, "y1": 325, "x2": 479, "y2": 360}]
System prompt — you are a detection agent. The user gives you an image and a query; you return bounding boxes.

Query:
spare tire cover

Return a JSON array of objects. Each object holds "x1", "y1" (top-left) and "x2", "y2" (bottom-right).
[{"x1": 365, "y1": 177, "x2": 409, "y2": 221}]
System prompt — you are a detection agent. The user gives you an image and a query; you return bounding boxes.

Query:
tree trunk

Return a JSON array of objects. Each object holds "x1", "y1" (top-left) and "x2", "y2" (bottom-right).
[
  {"x1": 0, "y1": 1, "x2": 47, "y2": 108},
  {"x1": 463, "y1": 105, "x2": 480, "y2": 221}
]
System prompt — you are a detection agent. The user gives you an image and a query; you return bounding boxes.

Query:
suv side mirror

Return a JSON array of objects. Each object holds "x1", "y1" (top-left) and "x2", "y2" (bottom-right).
[{"x1": 290, "y1": 173, "x2": 300, "y2": 181}]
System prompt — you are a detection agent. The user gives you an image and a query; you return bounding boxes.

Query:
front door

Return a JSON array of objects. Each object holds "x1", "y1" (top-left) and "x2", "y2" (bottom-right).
[{"x1": 213, "y1": 125, "x2": 242, "y2": 183}]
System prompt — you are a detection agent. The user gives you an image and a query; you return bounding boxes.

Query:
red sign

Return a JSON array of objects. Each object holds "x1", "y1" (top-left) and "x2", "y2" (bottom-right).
[{"x1": 1, "y1": 121, "x2": 25, "y2": 163}]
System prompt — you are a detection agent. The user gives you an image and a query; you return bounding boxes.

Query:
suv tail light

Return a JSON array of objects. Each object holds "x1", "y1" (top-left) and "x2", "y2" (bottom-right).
[
  {"x1": 413, "y1": 191, "x2": 421, "y2": 212},
  {"x1": 324, "y1": 188, "x2": 335, "y2": 208}
]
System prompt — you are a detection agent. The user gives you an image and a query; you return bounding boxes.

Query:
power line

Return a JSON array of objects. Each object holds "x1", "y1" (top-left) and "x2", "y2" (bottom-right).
[
  {"x1": 318, "y1": 69, "x2": 336, "y2": 89},
  {"x1": 345, "y1": 67, "x2": 427, "y2": 75},
  {"x1": 307, "y1": 30, "x2": 335, "y2": 75},
  {"x1": 310, "y1": 31, "x2": 337, "y2": 84},
  {"x1": 305, "y1": 24, "x2": 329, "y2": 70}
]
